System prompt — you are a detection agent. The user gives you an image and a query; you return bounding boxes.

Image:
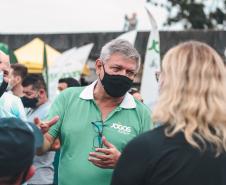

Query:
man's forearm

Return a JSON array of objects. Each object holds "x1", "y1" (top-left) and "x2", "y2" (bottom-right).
[{"x1": 36, "y1": 133, "x2": 54, "y2": 155}]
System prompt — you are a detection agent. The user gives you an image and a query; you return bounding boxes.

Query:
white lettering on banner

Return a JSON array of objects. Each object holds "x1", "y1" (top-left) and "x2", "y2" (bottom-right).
[{"x1": 111, "y1": 123, "x2": 131, "y2": 135}]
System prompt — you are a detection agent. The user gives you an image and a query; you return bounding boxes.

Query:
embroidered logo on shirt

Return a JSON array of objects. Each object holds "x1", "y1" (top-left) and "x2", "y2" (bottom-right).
[{"x1": 110, "y1": 123, "x2": 131, "y2": 135}]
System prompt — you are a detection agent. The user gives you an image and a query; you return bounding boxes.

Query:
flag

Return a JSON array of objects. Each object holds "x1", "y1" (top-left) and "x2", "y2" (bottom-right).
[
  {"x1": 48, "y1": 43, "x2": 94, "y2": 100},
  {"x1": 9, "y1": 50, "x2": 18, "y2": 64},
  {"x1": 140, "y1": 6, "x2": 161, "y2": 110},
  {"x1": 117, "y1": 30, "x2": 137, "y2": 46},
  {"x1": 43, "y1": 44, "x2": 49, "y2": 95},
  {"x1": 0, "y1": 43, "x2": 17, "y2": 64}
]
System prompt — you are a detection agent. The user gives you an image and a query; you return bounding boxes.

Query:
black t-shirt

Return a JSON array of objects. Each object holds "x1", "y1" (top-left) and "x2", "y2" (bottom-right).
[{"x1": 111, "y1": 125, "x2": 226, "y2": 185}]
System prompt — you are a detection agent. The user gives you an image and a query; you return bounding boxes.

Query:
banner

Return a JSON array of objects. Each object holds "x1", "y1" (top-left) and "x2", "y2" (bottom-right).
[
  {"x1": 0, "y1": 43, "x2": 9, "y2": 54},
  {"x1": 48, "y1": 43, "x2": 94, "y2": 100},
  {"x1": 140, "y1": 6, "x2": 161, "y2": 110},
  {"x1": 117, "y1": 30, "x2": 137, "y2": 46}
]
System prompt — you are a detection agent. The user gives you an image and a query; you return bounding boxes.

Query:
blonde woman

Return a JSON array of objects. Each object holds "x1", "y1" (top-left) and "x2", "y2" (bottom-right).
[{"x1": 111, "y1": 41, "x2": 226, "y2": 185}]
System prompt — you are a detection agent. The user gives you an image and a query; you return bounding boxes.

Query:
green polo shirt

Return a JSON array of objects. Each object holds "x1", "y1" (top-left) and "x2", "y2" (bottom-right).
[{"x1": 48, "y1": 81, "x2": 152, "y2": 185}]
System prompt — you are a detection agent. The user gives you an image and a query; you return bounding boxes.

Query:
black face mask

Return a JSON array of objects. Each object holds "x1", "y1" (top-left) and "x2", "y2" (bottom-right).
[
  {"x1": 0, "y1": 80, "x2": 8, "y2": 97},
  {"x1": 21, "y1": 96, "x2": 38, "y2": 108},
  {"x1": 100, "y1": 65, "x2": 133, "y2": 97}
]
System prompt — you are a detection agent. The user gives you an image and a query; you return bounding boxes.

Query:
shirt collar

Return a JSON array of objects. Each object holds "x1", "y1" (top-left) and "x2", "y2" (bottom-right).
[
  {"x1": 79, "y1": 80, "x2": 136, "y2": 109},
  {"x1": 79, "y1": 80, "x2": 96, "y2": 100}
]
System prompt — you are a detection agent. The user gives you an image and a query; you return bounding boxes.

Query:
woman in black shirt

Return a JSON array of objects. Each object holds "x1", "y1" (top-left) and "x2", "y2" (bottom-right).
[{"x1": 111, "y1": 41, "x2": 226, "y2": 185}]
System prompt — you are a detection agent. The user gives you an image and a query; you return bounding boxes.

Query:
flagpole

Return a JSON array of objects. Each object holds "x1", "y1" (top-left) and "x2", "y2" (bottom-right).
[{"x1": 43, "y1": 44, "x2": 49, "y2": 97}]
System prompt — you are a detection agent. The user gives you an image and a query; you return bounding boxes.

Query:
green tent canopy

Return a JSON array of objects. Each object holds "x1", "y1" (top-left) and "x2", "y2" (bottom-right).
[{"x1": 0, "y1": 42, "x2": 18, "y2": 64}]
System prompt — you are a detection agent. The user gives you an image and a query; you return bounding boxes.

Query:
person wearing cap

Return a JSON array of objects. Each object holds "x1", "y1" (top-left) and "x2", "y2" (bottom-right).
[
  {"x1": 0, "y1": 117, "x2": 43, "y2": 185},
  {"x1": 35, "y1": 39, "x2": 152, "y2": 185},
  {"x1": 0, "y1": 51, "x2": 27, "y2": 120}
]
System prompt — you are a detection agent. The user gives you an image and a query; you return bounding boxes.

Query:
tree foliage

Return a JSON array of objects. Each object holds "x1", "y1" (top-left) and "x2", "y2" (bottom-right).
[{"x1": 147, "y1": 0, "x2": 226, "y2": 29}]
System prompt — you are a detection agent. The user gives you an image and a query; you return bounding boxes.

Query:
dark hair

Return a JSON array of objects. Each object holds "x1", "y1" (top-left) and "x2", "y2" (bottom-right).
[
  {"x1": 58, "y1": 77, "x2": 80, "y2": 87},
  {"x1": 11, "y1": 64, "x2": 28, "y2": 80},
  {"x1": 0, "y1": 172, "x2": 21, "y2": 185},
  {"x1": 22, "y1": 74, "x2": 47, "y2": 91}
]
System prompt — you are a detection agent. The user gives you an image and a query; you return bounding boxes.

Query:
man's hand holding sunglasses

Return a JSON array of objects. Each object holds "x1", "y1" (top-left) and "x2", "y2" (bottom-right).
[{"x1": 88, "y1": 136, "x2": 121, "y2": 169}]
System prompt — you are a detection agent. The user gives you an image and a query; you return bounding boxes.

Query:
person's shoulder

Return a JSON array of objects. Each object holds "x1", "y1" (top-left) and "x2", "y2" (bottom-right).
[
  {"x1": 38, "y1": 100, "x2": 52, "y2": 111},
  {"x1": 59, "y1": 86, "x2": 85, "y2": 99},
  {"x1": 121, "y1": 126, "x2": 166, "y2": 159},
  {"x1": 128, "y1": 125, "x2": 166, "y2": 150},
  {"x1": 63, "y1": 86, "x2": 85, "y2": 94},
  {"x1": 57, "y1": 86, "x2": 89, "y2": 105},
  {"x1": 2, "y1": 91, "x2": 15, "y2": 98},
  {"x1": 2, "y1": 92, "x2": 21, "y2": 102},
  {"x1": 134, "y1": 99, "x2": 150, "y2": 113},
  {"x1": 137, "y1": 125, "x2": 165, "y2": 140}
]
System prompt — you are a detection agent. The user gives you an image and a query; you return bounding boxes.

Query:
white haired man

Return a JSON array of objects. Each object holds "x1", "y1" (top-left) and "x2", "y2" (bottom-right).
[{"x1": 35, "y1": 39, "x2": 152, "y2": 185}]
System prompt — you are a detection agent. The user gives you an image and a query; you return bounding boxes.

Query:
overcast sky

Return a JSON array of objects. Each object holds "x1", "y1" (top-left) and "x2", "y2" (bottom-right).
[
  {"x1": 0, "y1": 0, "x2": 222, "y2": 33},
  {"x1": 0, "y1": 0, "x2": 169, "y2": 33}
]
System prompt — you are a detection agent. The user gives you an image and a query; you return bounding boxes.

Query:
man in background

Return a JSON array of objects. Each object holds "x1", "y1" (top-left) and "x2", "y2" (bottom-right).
[
  {"x1": 57, "y1": 77, "x2": 80, "y2": 92},
  {"x1": 9, "y1": 63, "x2": 28, "y2": 97},
  {"x1": 0, "y1": 51, "x2": 26, "y2": 120},
  {"x1": 22, "y1": 74, "x2": 55, "y2": 185}
]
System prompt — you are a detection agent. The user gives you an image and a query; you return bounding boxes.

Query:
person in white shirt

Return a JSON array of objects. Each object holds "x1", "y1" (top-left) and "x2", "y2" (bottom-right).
[{"x1": 0, "y1": 51, "x2": 26, "y2": 120}]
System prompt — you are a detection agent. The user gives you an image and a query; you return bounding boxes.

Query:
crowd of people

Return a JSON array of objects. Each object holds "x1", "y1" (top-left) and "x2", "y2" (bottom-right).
[{"x1": 0, "y1": 38, "x2": 226, "y2": 185}]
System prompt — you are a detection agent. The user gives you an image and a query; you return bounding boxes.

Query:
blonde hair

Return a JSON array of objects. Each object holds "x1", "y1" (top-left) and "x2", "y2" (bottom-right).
[{"x1": 153, "y1": 41, "x2": 226, "y2": 155}]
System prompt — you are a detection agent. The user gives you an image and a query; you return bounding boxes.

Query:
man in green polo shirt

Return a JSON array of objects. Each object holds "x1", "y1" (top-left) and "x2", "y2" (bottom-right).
[{"x1": 36, "y1": 39, "x2": 152, "y2": 185}]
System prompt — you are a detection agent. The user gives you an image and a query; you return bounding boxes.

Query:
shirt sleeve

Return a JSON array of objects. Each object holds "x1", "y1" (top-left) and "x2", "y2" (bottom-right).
[
  {"x1": 48, "y1": 92, "x2": 66, "y2": 139},
  {"x1": 11, "y1": 96, "x2": 27, "y2": 121}
]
